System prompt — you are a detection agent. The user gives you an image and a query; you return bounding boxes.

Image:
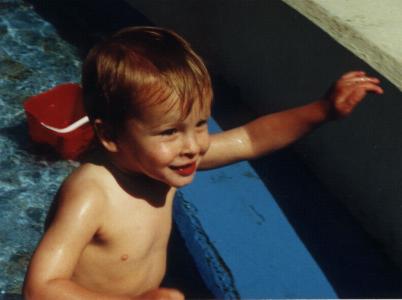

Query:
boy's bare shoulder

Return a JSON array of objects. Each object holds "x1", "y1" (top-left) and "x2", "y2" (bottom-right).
[
  {"x1": 64, "y1": 163, "x2": 111, "y2": 188},
  {"x1": 62, "y1": 162, "x2": 101, "y2": 187},
  {"x1": 55, "y1": 163, "x2": 113, "y2": 212},
  {"x1": 45, "y1": 163, "x2": 113, "y2": 230}
]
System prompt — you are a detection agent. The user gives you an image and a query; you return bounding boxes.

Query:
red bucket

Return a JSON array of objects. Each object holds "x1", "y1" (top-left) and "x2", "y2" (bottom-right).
[{"x1": 24, "y1": 83, "x2": 95, "y2": 160}]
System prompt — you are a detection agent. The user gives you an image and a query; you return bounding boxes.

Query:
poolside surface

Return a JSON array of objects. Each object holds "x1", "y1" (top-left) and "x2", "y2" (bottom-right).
[{"x1": 282, "y1": 0, "x2": 402, "y2": 91}]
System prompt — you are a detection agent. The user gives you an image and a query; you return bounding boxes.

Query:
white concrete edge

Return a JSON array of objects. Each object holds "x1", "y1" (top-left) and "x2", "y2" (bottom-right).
[{"x1": 281, "y1": 0, "x2": 402, "y2": 91}]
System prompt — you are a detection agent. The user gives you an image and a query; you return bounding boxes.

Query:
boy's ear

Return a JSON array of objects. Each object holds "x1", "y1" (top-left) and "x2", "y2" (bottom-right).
[{"x1": 94, "y1": 119, "x2": 118, "y2": 153}]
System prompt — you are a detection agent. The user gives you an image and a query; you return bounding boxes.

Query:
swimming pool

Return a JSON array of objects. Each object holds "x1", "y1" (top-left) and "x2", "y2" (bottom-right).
[
  {"x1": 3, "y1": 1, "x2": 402, "y2": 299},
  {"x1": 0, "y1": 1, "x2": 80, "y2": 297}
]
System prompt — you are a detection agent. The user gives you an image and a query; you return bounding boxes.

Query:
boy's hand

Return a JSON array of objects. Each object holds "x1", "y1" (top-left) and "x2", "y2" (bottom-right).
[
  {"x1": 324, "y1": 70, "x2": 383, "y2": 119},
  {"x1": 135, "y1": 288, "x2": 185, "y2": 300}
]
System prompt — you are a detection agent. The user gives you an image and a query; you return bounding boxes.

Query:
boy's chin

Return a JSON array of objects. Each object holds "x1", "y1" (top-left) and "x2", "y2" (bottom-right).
[{"x1": 166, "y1": 175, "x2": 195, "y2": 188}]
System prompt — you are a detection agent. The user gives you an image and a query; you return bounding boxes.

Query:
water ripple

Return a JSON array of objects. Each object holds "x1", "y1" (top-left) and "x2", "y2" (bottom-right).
[{"x1": 0, "y1": 0, "x2": 81, "y2": 293}]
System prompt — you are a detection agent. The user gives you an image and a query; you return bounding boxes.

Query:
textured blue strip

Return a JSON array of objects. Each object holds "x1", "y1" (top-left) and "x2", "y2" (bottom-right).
[{"x1": 174, "y1": 192, "x2": 240, "y2": 299}]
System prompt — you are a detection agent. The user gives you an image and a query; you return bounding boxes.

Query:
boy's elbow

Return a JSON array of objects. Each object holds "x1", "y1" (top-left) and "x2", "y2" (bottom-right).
[
  {"x1": 23, "y1": 278, "x2": 49, "y2": 300},
  {"x1": 23, "y1": 283, "x2": 38, "y2": 300}
]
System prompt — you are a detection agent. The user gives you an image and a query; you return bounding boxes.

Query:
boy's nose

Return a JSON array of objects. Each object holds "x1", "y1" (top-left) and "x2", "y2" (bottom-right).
[{"x1": 181, "y1": 133, "x2": 200, "y2": 158}]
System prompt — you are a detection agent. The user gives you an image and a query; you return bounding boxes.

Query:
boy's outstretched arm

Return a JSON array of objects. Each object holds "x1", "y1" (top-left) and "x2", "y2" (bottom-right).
[{"x1": 200, "y1": 71, "x2": 383, "y2": 169}]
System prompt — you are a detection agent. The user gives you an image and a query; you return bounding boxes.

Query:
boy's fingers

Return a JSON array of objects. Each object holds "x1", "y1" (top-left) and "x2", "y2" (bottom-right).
[
  {"x1": 343, "y1": 76, "x2": 380, "y2": 86},
  {"x1": 169, "y1": 289, "x2": 185, "y2": 300},
  {"x1": 339, "y1": 82, "x2": 382, "y2": 105},
  {"x1": 358, "y1": 82, "x2": 384, "y2": 94},
  {"x1": 343, "y1": 84, "x2": 383, "y2": 106},
  {"x1": 341, "y1": 70, "x2": 366, "y2": 79},
  {"x1": 138, "y1": 288, "x2": 184, "y2": 300},
  {"x1": 159, "y1": 288, "x2": 185, "y2": 300},
  {"x1": 362, "y1": 76, "x2": 380, "y2": 83}
]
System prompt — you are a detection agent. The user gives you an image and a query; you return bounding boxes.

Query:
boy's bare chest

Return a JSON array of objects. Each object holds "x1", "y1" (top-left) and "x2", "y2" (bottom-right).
[
  {"x1": 101, "y1": 198, "x2": 173, "y2": 252},
  {"x1": 73, "y1": 189, "x2": 175, "y2": 294},
  {"x1": 95, "y1": 188, "x2": 174, "y2": 258}
]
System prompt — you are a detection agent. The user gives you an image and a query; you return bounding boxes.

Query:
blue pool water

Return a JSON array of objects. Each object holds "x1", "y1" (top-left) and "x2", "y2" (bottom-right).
[{"x1": 0, "y1": 1, "x2": 80, "y2": 296}]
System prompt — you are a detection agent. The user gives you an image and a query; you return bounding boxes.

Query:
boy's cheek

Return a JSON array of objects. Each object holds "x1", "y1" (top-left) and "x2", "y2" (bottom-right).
[
  {"x1": 151, "y1": 144, "x2": 178, "y2": 162},
  {"x1": 200, "y1": 135, "x2": 211, "y2": 156}
]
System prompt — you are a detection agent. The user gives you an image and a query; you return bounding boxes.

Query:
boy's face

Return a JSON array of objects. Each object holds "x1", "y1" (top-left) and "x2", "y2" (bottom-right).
[{"x1": 113, "y1": 98, "x2": 211, "y2": 188}]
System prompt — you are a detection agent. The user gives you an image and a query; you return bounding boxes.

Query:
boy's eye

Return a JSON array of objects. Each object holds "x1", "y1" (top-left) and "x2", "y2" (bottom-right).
[
  {"x1": 160, "y1": 128, "x2": 178, "y2": 136},
  {"x1": 196, "y1": 120, "x2": 208, "y2": 127}
]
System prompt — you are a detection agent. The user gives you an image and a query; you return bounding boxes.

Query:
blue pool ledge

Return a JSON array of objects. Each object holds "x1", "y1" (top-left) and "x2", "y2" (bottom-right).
[{"x1": 174, "y1": 118, "x2": 337, "y2": 299}]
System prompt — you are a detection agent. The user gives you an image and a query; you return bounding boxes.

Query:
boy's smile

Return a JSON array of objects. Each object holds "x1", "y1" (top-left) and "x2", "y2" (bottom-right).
[{"x1": 169, "y1": 161, "x2": 197, "y2": 177}]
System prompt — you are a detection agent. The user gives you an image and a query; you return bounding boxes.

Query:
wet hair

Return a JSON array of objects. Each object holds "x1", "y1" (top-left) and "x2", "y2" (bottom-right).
[{"x1": 81, "y1": 26, "x2": 213, "y2": 135}]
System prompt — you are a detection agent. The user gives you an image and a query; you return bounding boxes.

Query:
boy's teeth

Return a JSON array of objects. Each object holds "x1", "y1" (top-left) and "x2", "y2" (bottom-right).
[
  {"x1": 172, "y1": 163, "x2": 191, "y2": 169},
  {"x1": 170, "y1": 162, "x2": 196, "y2": 175}
]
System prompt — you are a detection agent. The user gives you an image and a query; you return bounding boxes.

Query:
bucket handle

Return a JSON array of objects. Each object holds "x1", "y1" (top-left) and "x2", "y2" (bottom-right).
[{"x1": 40, "y1": 116, "x2": 90, "y2": 133}]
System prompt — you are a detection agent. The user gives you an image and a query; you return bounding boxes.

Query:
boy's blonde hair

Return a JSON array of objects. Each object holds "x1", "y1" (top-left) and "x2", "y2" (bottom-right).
[{"x1": 82, "y1": 26, "x2": 213, "y2": 135}]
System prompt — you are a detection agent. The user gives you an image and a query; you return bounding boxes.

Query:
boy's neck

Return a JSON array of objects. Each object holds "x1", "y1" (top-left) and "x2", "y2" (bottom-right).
[
  {"x1": 108, "y1": 157, "x2": 174, "y2": 207},
  {"x1": 84, "y1": 147, "x2": 174, "y2": 207}
]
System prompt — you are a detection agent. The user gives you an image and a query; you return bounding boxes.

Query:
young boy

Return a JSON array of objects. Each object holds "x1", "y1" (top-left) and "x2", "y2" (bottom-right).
[{"x1": 23, "y1": 26, "x2": 383, "y2": 300}]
